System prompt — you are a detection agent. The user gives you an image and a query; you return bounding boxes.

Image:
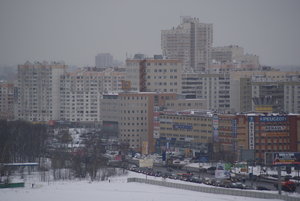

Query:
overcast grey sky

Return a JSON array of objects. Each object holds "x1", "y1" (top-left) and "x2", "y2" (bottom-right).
[{"x1": 0, "y1": 0, "x2": 299, "y2": 67}]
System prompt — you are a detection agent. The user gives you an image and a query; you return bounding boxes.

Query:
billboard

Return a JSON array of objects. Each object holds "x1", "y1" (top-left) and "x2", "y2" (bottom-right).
[
  {"x1": 139, "y1": 159, "x2": 154, "y2": 168},
  {"x1": 266, "y1": 152, "x2": 300, "y2": 166},
  {"x1": 215, "y1": 163, "x2": 230, "y2": 179}
]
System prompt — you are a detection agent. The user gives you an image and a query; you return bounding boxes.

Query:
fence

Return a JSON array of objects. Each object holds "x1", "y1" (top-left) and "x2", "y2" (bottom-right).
[{"x1": 127, "y1": 177, "x2": 300, "y2": 201}]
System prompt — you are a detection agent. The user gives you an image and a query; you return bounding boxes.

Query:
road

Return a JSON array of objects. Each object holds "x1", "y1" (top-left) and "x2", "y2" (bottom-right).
[{"x1": 150, "y1": 165, "x2": 300, "y2": 193}]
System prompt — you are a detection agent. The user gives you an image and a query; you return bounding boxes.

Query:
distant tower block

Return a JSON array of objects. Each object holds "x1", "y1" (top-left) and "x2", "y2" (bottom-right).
[{"x1": 95, "y1": 53, "x2": 114, "y2": 68}]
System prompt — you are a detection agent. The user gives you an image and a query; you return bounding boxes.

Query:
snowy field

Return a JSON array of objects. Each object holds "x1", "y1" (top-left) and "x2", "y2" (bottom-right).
[{"x1": 0, "y1": 172, "x2": 283, "y2": 201}]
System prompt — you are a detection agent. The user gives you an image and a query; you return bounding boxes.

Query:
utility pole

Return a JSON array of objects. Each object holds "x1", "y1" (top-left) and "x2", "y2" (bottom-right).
[{"x1": 277, "y1": 166, "x2": 282, "y2": 195}]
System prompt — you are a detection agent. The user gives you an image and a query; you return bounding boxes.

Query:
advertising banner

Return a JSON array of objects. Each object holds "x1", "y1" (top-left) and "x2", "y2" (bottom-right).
[
  {"x1": 139, "y1": 159, "x2": 154, "y2": 168},
  {"x1": 215, "y1": 163, "x2": 230, "y2": 179},
  {"x1": 248, "y1": 116, "x2": 255, "y2": 150},
  {"x1": 273, "y1": 152, "x2": 300, "y2": 165},
  {"x1": 259, "y1": 116, "x2": 287, "y2": 122}
]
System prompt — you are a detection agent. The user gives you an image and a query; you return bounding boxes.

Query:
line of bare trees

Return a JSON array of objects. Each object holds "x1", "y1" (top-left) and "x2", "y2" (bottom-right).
[
  {"x1": 0, "y1": 120, "x2": 48, "y2": 164},
  {"x1": 0, "y1": 120, "x2": 122, "y2": 181}
]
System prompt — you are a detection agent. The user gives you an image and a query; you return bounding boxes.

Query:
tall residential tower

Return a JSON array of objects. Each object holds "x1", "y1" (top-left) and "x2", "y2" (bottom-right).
[
  {"x1": 161, "y1": 16, "x2": 213, "y2": 72},
  {"x1": 16, "y1": 61, "x2": 67, "y2": 122}
]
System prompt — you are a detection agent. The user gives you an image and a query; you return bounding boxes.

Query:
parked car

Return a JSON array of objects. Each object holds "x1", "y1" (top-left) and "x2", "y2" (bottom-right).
[
  {"x1": 256, "y1": 186, "x2": 271, "y2": 191},
  {"x1": 190, "y1": 176, "x2": 202, "y2": 184},
  {"x1": 231, "y1": 182, "x2": 247, "y2": 189},
  {"x1": 218, "y1": 179, "x2": 233, "y2": 188},
  {"x1": 274, "y1": 180, "x2": 297, "y2": 192}
]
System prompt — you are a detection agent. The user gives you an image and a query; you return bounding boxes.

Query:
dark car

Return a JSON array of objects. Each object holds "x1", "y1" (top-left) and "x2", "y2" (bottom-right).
[{"x1": 256, "y1": 186, "x2": 271, "y2": 191}]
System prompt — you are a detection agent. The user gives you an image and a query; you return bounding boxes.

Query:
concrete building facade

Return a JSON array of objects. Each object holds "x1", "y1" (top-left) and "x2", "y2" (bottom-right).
[
  {"x1": 0, "y1": 82, "x2": 15, "y2": 120},
  {"x1": 199, "y1": 73, "x2": 231, "y2": 112},
  {"x1": 125, "y1": 58, "x2": 182, "y2": 93},
  {"x1": 157, "y1": 111, "x2": 300, "y2": 162},
  {"x1": 118, "y1": 92, "x2": 178, "y2": 154},
  {"x1": 245, "y1": 114, "x2": 300, "y2": 162},
  {"x1": 100, "y1": 94, "x2": 120, "y2": 138}
]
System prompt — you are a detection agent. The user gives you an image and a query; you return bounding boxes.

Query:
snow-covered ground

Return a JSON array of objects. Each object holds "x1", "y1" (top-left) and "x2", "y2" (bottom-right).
[{"x1": 0, "y1": 171, "x2": 283, "y2": 201}]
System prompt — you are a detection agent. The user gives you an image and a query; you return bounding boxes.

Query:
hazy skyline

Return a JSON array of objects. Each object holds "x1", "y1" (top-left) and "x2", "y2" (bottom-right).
[{"x1": 0, "y1": 0, "x2": 300, "y2": 67}]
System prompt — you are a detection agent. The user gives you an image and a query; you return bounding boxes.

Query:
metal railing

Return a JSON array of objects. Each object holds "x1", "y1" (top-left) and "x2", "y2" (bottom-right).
[{"x1": 127, "y1": 177, "x2": 300, "y2": 201}]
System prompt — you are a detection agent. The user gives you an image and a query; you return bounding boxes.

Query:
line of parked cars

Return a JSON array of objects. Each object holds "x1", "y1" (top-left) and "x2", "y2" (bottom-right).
[{"x1": 128, "y1": 166, "x2": 255, "y2": 190}]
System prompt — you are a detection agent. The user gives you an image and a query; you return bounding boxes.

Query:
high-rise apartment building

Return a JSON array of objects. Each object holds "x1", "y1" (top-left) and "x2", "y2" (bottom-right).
[
  {"x1": 16, "y1": 61, "x2": 67, "y2": 122},
  {"x1": 161, "y1": 16, "x2": 213, "y2": 72},
  {"x1": 0, "y1": 81, "x2": 15, "y2": 120},
  {"x1": 60, "y1": 67, "x2": 125, "y2": 122},
  {"x1": 125, "y1": 57, "x2": 182, "y2": 93},
  {"x1": 95, "y1": 53, "x2": 114, "y2": 68}
]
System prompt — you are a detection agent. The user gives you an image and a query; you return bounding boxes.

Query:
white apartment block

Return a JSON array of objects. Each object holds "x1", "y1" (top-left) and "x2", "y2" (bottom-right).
[
  {"x1": 211, "y1": 45, "x2": 260, "y2": 69},
  {"x1": 125, "y1": 58, "x2": 182, "y2": 93},
  {"x1": 60, "y1": 67, "x2": 125, "y2": 122},
  {"x1": 17, "y1": 61, "x2": 67, "y2": 121},
  {"x1": 162, "y1": 16, "x2": 213, "y2": 72}
]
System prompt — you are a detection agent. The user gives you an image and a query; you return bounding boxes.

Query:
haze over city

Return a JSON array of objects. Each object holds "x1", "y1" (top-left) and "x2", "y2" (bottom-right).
[{"x1": 0, "y1": 0, "x2": 300, "y2": 67}]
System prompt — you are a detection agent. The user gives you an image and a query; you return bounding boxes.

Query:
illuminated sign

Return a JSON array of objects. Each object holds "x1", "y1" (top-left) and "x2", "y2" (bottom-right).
[{"x1": 259, "y1": 116, "x2": 287, "y2": 122}]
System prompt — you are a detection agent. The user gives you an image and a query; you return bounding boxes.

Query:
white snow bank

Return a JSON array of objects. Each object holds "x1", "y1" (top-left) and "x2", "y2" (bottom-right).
[{"x1": 0, "y1": 171, "x2": 284, "y2": 201}]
